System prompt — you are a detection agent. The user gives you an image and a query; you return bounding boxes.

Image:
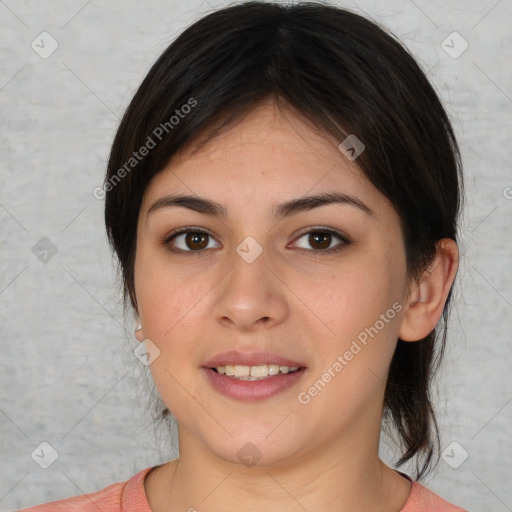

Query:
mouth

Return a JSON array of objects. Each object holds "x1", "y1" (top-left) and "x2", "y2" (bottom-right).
[
  {"x1": 201, "y1": 351, "x2": 307, "y2": 401},
  {"x1": 211, "y1": 363, "x2": 302, "y2": 381}
]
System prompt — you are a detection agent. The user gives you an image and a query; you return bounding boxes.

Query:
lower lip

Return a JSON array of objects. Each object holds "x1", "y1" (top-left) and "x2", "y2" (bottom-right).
[{"x1": 202, "y1": 367, "x2": 306, "y2": 401}]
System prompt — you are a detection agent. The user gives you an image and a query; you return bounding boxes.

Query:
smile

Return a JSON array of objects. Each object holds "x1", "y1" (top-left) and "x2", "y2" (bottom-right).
[{"x1": 213, "y1": 364, "x2": 300, "y2": 380}]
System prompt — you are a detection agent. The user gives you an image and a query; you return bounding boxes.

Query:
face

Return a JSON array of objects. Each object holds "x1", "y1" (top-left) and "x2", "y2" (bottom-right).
[{"x1": 134, "y1": 100, "x2": 411, "y2": 467}]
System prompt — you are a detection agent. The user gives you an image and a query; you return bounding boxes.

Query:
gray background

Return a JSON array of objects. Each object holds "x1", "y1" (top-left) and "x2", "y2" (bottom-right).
[{"x1": 1, "y1": 0, "x2": 511, "y2": 510}]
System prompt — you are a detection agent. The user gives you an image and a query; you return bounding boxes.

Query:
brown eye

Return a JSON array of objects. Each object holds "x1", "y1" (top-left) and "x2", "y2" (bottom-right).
[
  {"x1": 184, "y1": 232, "x2": 209, "y2": 250},
  {"x1": 292, "y1": 228, "x2": 350, "y2": 255},
  {"x1": 308, "y1": 232, "x2": 332, "y2": 250},
  {"x1": 165, "y1": 228, "x2": 221, "y2": 254}
]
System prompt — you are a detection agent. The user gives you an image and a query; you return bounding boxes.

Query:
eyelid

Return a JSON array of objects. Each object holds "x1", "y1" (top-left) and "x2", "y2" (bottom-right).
[
  {"x1": 290, "y1": 225, "x2": 350, "y2": 244},
  {"x1": 162, "y1": 225, "x2": 217, "y2": 244}
]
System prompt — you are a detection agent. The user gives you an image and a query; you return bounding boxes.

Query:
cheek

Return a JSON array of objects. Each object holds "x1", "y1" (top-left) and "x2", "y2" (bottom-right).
[
  {"x1": 303, "y1": 251, "x2": 406, "y2": 400},
  {"x1": 134, "y1": 241, "x2": 207, "y2": 338},
  {"x1": 296, "y1": 265, "x2": 403, "y2": 420},
  {"x1": 308, "y1": 256, "x2": 403, "y2": 341},
  {"x1": 134, "y1": 250, "x2": 207, "y2": 418}
]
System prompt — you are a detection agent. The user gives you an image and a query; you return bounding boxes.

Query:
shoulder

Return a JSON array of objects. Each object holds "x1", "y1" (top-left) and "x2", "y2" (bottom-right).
[
  {"x1": 402, "y1": 480, "x2": 468, "y2": 512},
  {"x1": 16, "y1": 467, "x2": 153, "y2": 512}
]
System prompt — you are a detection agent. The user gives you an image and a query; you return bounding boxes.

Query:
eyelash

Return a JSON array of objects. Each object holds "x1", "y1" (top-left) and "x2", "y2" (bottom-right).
[{"x1": 162, "y1": 226, "x2": 351, "y2": 257}]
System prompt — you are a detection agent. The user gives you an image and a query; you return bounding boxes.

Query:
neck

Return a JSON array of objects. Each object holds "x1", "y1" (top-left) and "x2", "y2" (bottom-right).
[{"x1": 145, "y1": 426, "x2": 411, "y2": 512}]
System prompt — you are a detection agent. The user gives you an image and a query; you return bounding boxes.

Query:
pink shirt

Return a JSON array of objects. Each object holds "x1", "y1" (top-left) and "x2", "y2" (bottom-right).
[{"x1": 17, "y1": 467, "x2": 467, "y2": 511}]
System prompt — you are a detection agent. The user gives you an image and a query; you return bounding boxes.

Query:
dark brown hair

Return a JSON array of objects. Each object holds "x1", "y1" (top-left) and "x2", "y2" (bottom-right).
[{"x1": 103, "y1": 1, "x2": 463, "y2": 479}]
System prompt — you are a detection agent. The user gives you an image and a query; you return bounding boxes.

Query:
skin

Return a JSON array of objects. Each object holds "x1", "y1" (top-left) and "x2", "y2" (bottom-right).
[{"x1": 133, "y1": 99, "x2": 459, "y2": 512}]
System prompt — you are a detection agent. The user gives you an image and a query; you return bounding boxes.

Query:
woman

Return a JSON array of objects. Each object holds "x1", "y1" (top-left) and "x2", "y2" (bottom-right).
[{"x1": 20, "y1": 2, "x2": 466, "y2": 510}]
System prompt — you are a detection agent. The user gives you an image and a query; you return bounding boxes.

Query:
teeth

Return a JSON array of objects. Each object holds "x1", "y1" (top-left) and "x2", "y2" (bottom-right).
[
  {"x1": 214, "y1": 364, "x2": 300, "y2": 379},
  {"x1": 267, "y1": 364, "x2": 280, "y2": 375}
]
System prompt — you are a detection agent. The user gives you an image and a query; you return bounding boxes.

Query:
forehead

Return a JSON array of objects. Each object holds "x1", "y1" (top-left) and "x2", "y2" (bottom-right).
[
  {"x1": 185, "y1": 101, "x2": 350, "y2": 169},
  {"x1": 140, "y1": 100, "x2": 387, "y2": 216}
]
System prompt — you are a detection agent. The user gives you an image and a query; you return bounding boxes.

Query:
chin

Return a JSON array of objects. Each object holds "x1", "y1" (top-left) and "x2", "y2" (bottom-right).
[{"x1": 203, "y1": 430, "x2": 305, "y2": 469}]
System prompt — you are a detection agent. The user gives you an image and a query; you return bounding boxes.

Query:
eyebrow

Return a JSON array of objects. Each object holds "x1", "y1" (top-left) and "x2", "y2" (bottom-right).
[{"x1": 147, "y1": 192, "x2": 373, "y2": 220}]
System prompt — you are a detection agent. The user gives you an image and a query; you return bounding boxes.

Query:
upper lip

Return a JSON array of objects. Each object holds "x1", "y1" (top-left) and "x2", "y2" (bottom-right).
[{"x1": 203, "y1": 350, "x2": 305, "y2": 368}]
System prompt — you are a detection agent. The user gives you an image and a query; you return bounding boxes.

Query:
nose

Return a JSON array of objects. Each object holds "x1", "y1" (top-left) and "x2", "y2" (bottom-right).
[{"x1": 213, "y1": 242, "x2": 289, "y2": 332}]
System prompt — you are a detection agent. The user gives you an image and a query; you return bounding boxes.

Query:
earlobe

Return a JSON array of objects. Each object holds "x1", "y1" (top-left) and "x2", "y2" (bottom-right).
[
  {"x1": 134, "y1": 317, "x2": 145, "y2": 342},
  {"x1": 398, "y1": 238, "x2": 459, "y2": 342}
]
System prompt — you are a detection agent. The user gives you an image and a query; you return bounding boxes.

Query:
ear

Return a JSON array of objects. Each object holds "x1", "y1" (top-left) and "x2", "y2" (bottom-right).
[
  {"x1": 134, "y1": 316, "x2": 145, "y2": 342},
  {"x1": 398, "y1": 238, "x2": 459, "y2": 342}
]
